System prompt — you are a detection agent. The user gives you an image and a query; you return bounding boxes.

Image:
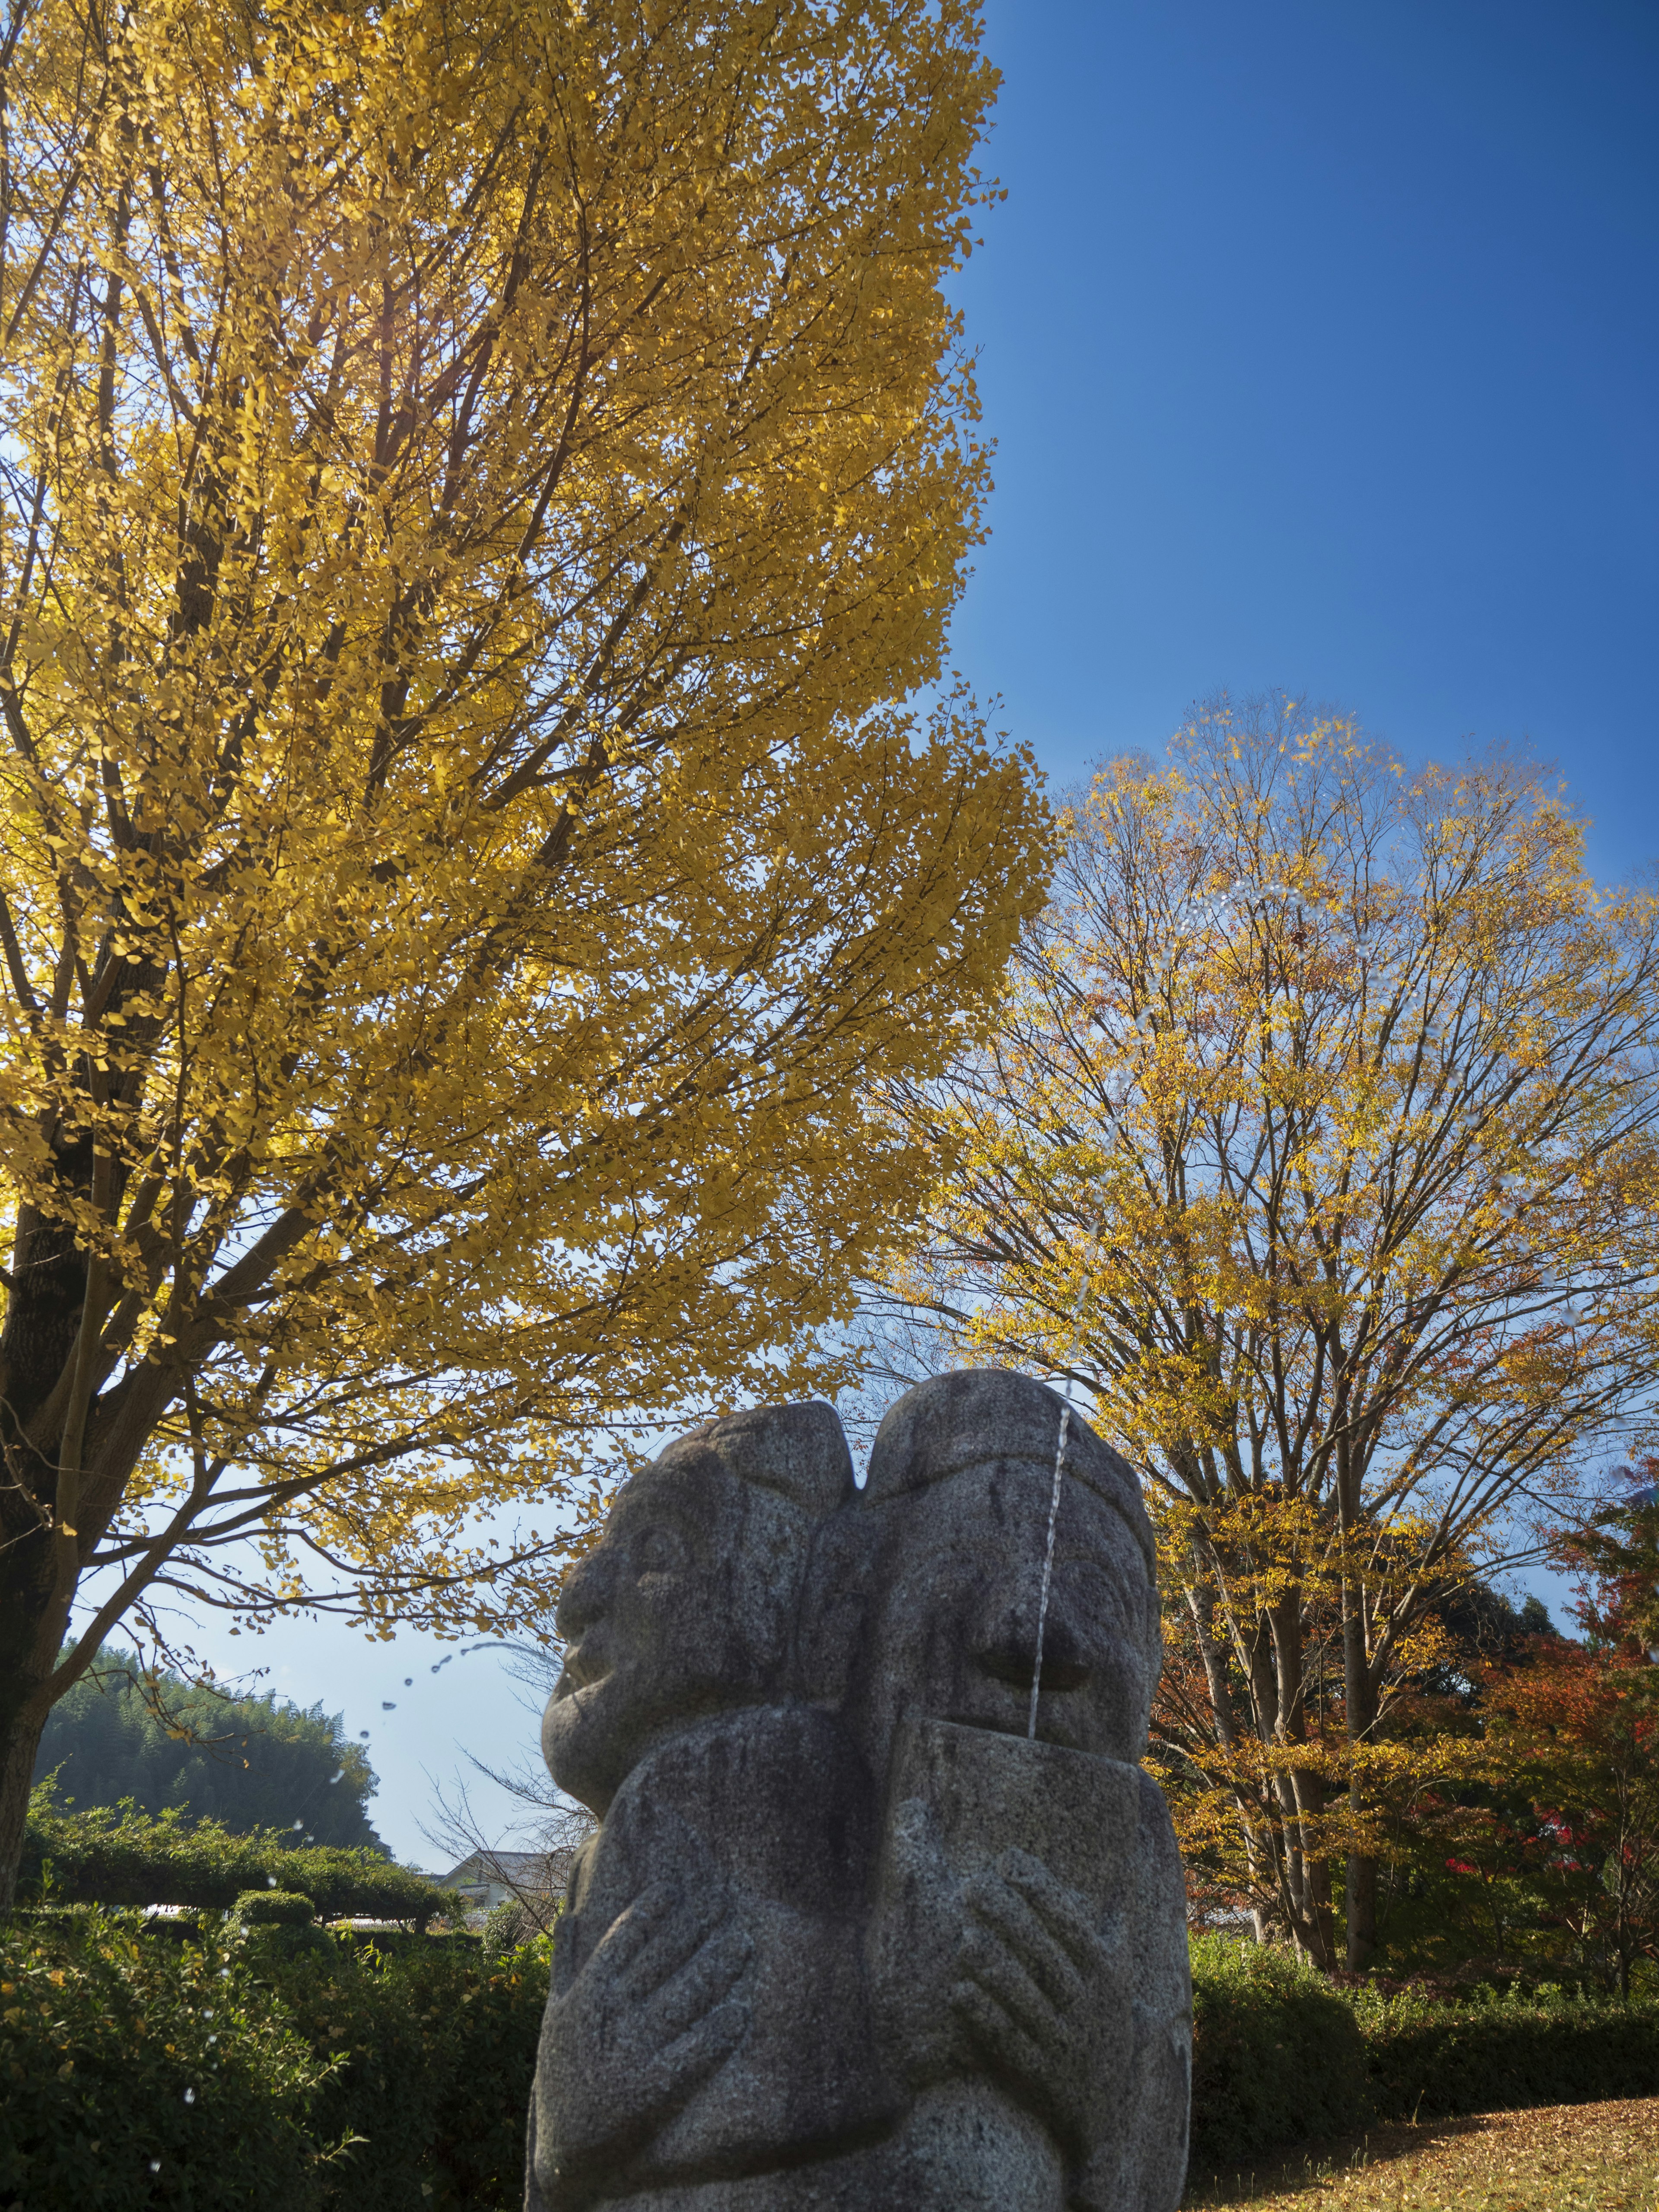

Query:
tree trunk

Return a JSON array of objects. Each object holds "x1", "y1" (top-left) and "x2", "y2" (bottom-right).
[
  {"x1": 0, "y1": 1485, "x2": 75, "y2": 1908},
  {"x1": 0, "y1": 1136, "x2": 101, "y2": 1905},
  {"x1": 0, "y1": 1687, "x2": 52, "y2": 1911},
  {"x1": 1344, "y1": 1663, "x2": 1380, "y2": 1973},
  {"x1": 0, "y1": 1482, "x2": 80, "y2": 1907},
  {"x1": 1345, "y1": 1841, "x2": 1377, "y2": 1972},
  {"x1": 1340, "y1": 1544, "x2": 1379, "y2": 1971},
  {"x1": 1304, "y1": 1849, "x2": 1338, "y2": 1970},
  {"x1": 1268, "y1": 1593, "x2": 1339, "y2": 1969}
]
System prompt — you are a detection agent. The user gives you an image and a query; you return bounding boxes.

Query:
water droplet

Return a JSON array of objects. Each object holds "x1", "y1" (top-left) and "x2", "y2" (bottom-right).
[
  {"x1": 404, "y1": 1677, "x2": 412, "y2": 1686},
  {"x1": 184, "y1": 2087, "x2": 195, "y2": 2105}
]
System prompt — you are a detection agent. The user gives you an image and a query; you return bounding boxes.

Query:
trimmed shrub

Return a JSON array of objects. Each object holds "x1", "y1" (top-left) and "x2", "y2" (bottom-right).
[
  {"x1": 21, "y1": 1791, "x2": 445, "y2": 1925},
  {"x1": 11, "y1": 1907, "x2": 1659, "y2": 2202},
  {"x1": 479, "y1": 1894, "x2": 561, "y2": 1964},
  {"x1": 1358, "y1": 1980, "x2": 1659, "y2": 2120},
  {"x1": 20, "y1": 1902, "x2": 100, "y2": 1930},
  {"x1": 236, "y1": 1890, "x2": 316, "y2": 1926},
  {"x1": 1189, "y1": 1936, "x2": 1370, "y2": 2165}
]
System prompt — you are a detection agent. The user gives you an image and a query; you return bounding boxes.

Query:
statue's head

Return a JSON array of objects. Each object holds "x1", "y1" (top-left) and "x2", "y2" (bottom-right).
[
  {"x1": 848, "y1": 1369, "x2": 1160, "y2": 1776},
  {"x1": 543, "y1": 1401, "x2": 854, "y2": 1816}
]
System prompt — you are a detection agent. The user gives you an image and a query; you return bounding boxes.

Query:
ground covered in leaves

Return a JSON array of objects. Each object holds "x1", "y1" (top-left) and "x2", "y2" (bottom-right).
[{"x1": 1186, "y1": 2098, "x2": 1659, "y2": 2210}]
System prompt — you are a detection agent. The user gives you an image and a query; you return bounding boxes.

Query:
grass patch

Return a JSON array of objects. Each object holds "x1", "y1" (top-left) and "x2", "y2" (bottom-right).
[{"x1": 1184, "y1": 2097, "x2": 1659, "y2": 2210}]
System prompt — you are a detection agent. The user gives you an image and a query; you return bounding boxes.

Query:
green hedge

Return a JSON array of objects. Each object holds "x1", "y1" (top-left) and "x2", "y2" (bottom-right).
[
  {"x1": 0, "y1": 1908, "x2": 546, "y2": 2212},
  {"x1": 1191, "y1": 1939, "x2": 1659, "y2": 2168},
  {"x1": 1357, "y1": 1979, "x2": 1659, "y2": 2121},
  {"x1": 13, "y1": 1912, "x2": 1658, "y2": 2205},
  {"x1": 334, "y1": 1924, "x2": 482, "y2": 1961},
  {"x1": 21, "y1": 1791, "x2": 446, "y2": 1926},
  {"x1": 1189, "y1": 1934, "x2": 1370, "y2": 2164}
]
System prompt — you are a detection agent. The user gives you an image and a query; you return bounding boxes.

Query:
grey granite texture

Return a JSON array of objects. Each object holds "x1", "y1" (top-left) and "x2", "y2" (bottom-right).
[{"x1": 526, "y1": 1373, "x2": 1190, "y2": 2211}]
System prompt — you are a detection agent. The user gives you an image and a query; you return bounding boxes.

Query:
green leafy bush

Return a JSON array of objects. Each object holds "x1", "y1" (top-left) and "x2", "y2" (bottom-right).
[
  {"x1": 1, "y1": 1907, "x2": 547, "y2": 2212},
  {"x1": 0, "y1": 1908, "x2": 333, "y2": 2211},
  {"x1": 1189, "y1": 1936, "x2": 1370, "y2": 2165},
  {"x1": 480, "y1": 1894, "x2": 560, "y2": 1964},
  {"x1": 1358, "y1": 1979, "x2": 1659, "y2": 2119},
  {"x1": 237, "y1": 1891, "x2": 316, "y2": 1926},
  {"x1": 333, "y1": 1926, "x2": 480, "y2": 1960},
  {"x1": 272, "y1": 1942, "x2": 546, "y2": 2209},
  {"x1": 17, "y1": 1913, "x2": 1651, "y2": 2206},
  {"x1": 21, "y1": 1788, "x2": 445, "y2": 1925},
  {"x1": 481, "y1": 1897, "x2": 533, "y2": 1961}
]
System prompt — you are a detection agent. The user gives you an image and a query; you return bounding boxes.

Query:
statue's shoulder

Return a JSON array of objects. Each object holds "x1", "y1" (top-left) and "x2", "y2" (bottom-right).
[
  {"x1": 591, "y1": 1702, "x2": 877, "y2": 1911},
  {"x1": 1131, "y1": 1764, "x2": 1183, "y2": 1866},
  {"x1": 563, "y1": 1828, "x2": 602, "y2": 1915}
]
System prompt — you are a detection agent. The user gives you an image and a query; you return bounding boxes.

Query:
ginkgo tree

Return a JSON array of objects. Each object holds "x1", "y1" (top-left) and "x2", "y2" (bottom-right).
[
  {"x1": 876, "y1": 699, "x2": 1659, "y2": 1970},
  {"x1": 0, "y1": 0, "x2": 1051, "y2": 1899}
]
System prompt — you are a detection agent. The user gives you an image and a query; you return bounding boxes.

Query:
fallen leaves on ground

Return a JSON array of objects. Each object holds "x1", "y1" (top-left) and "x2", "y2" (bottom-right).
[{"x1": 1186, "y1": 2097, "x2": 1659, "y2": 2209}]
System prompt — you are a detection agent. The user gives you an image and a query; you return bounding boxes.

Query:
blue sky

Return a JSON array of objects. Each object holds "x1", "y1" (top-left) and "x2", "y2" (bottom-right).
[
  {"x1": 80, "y1": 3, "x2": 1657, "y2": 1864},
  {"x1": 953, "y1": 0, "x2": 1659, "y2": 885}
]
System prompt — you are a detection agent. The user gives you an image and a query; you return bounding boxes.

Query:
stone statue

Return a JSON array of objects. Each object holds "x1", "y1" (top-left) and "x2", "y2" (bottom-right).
[{"x1": 526, "y1": 1371, "x2": 1191, "y2": 2212}]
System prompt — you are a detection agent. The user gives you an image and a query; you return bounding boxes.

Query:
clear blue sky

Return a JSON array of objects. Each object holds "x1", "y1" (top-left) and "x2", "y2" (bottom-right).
[
  {"x1": 954, "y1": 0, "x2": 1659, "y2": 887},
  {"x1": 84, "y1": 2, "x2": 1656, "y2": 1862}
]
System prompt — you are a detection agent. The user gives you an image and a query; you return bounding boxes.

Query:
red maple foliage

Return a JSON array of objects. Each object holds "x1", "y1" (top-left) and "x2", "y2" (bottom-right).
[{"x1": 1451, "y1": 1470, "x2": 1659, "y2": 1993}]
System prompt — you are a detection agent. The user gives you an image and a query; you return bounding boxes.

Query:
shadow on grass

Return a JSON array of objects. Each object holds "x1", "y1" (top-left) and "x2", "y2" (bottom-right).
[{"x1": 1183, "y1": 2110, "x2": 1518, "y2": 2207}]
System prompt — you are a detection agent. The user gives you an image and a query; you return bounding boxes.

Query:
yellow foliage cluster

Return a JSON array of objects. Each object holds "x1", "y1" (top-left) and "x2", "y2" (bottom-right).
[{"x1": 0, "y1": 0, "x2": 1049, "y2": 1754}]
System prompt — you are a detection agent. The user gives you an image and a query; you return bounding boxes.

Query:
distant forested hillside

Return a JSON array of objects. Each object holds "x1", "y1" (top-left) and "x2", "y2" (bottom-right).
[{"x1": 32, "y1": 1651, "x2": 385, "y2": 1851}]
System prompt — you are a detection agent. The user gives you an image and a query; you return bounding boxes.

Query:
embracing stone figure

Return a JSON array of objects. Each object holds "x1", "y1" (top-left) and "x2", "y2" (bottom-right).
[{"x1": 526, "y1": 1371, "x2": 1191, "y2": 2212}]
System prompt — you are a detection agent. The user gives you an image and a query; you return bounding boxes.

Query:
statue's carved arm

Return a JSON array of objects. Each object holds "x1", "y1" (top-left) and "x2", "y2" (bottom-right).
[
  {"x1": 530, "y1": 1879, "x2": 752, "y2": 2212},
  {"x1": 872, "y1": 1806, "x2": 1132, "y2": 2179},
  {"x1": 953, "y1": 1847, "x2": 1131, "y2": 2165}
]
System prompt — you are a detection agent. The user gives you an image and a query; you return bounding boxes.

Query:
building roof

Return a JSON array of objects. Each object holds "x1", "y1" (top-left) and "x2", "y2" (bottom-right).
[{"x1": 439, "y1": 1848, "x2": 575, "y2": 1888}]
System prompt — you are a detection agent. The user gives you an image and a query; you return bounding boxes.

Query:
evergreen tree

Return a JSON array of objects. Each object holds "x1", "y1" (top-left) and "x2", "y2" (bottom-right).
[{"x1": 32, "y1": 1653, "x2": 384, "y2": 1852}]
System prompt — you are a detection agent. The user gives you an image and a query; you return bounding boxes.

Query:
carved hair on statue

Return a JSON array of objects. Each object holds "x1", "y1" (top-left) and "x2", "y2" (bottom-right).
[
  {"x1": 657, "y1": 1398, "x2": 857, "y2": 1518},
  {"x1": 864, "y1": 1370, "x2": 1155, "y2": 1566}
]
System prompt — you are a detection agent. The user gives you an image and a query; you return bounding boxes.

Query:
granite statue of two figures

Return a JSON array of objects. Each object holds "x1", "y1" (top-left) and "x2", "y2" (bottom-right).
[{"x1": 525, "y1": 1369, "x2": 1192, "y2": 2211}]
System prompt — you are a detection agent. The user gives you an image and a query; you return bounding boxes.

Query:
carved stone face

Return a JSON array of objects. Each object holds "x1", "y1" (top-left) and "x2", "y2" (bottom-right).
[
  {"x1": 543, "y1": 1446, "x2": 810, "y2": 1818},
  {"x1": 852, "y1": 1461, "x2": 1156, "y2": 1778}
]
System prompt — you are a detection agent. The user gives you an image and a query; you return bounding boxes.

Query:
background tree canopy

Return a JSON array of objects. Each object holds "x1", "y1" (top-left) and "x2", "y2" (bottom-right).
[
  {"x1": 876, "y1": 699, "x2": 1659, "y2": 1971},
  {"x1": 30, "y1": 1648, "x2": 384, "y2": 1851}
]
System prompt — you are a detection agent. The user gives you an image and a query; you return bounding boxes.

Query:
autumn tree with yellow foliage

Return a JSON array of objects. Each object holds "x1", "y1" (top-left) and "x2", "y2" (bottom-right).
[
  {"x1": 0, "y1": 0, "x2": 1050, "y2": 1898},
  {"x1": 876, "y1": 700, "x2": 1659, "y2": 1970}
]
